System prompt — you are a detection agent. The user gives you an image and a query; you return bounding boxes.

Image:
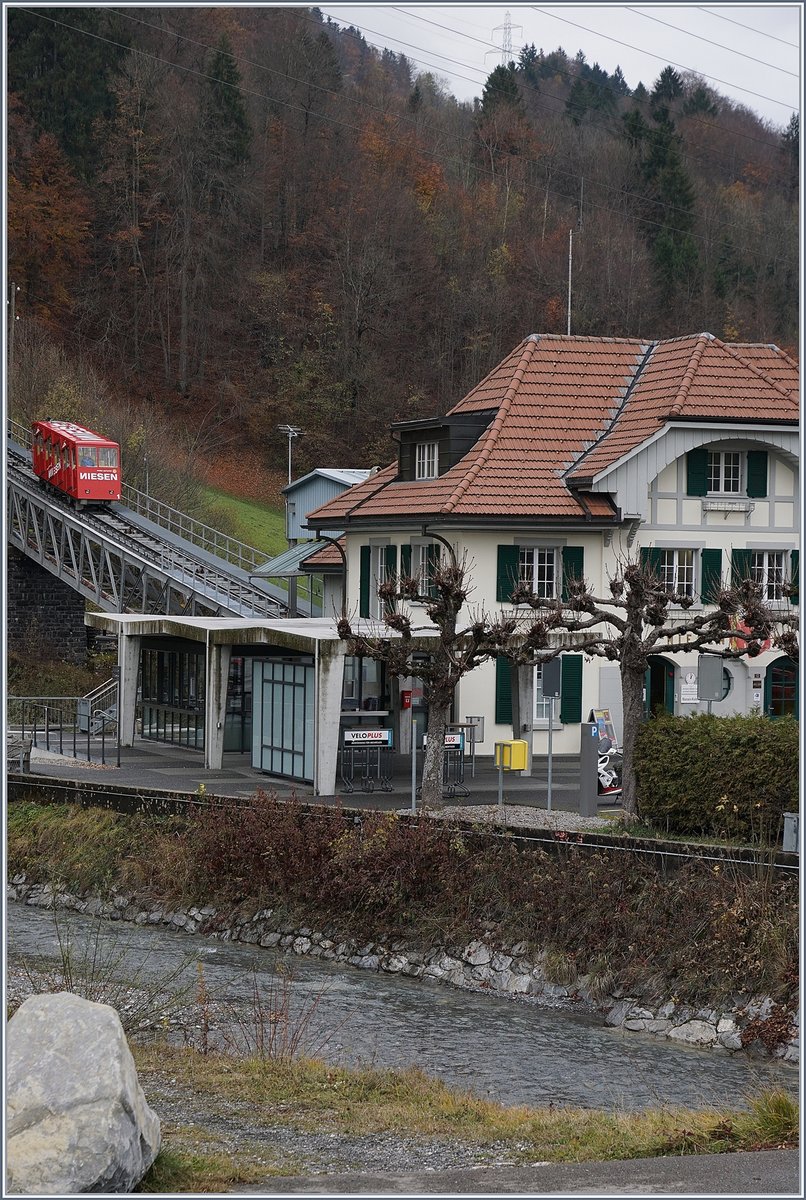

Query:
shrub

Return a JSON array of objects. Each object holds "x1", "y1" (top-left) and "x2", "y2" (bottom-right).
[
  {"x1": 634, "y1": 714, "x2": 798, "y2": 841},
  {"x1": 7, "y1": 801, "x2": 799, "y2": 1007}
]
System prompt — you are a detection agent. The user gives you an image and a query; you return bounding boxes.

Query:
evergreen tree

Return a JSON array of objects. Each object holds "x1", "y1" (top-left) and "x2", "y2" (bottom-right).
[
  {"x1": 203, "y1": 34, "x2": 251, "y2": 172},
  {"x1": 781, "y1": 113, "x2": 799, "y2": 193},
  {"x1": 479, "y1": 64, "x2": 523, "y2": 116},
  {"x1": 611, "y1": 65, "x2": 631, "y2": 96},
  {"x1": 651, "y1": 66, "x2": 684, "y2": 109},
  {"x1": 683, "y1": 85, "x2": 719, "y2": 117},
  {"x1": 565, "y1": 77, "x2": 589, "y2": 126},
  {"x1": 7, "y1": 7, "x2": 129, "y2": 178},
  {"x1": 632, "y1": 82, "x2": 649, "y2": 104},
  {"x1": 622, "y1": 108, "x2": 649, "y2": 150}
]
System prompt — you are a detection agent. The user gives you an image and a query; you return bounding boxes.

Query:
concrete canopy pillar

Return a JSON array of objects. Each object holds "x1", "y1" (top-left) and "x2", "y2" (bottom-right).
[
  {"x1": 117, "y1": 630, "x2": 141, "y2": 748},
  {"x1": 204, "y1": 638, "x2": 232, "y2": 770},
  {"x1": 314, "y1": 641, "x2": 346, "y2": 797}
]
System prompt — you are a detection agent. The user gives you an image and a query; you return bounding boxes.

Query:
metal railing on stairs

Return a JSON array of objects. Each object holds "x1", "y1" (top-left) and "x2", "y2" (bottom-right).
[{"x1": 7, "y1": 678, "x2": 121, "y2": 766}]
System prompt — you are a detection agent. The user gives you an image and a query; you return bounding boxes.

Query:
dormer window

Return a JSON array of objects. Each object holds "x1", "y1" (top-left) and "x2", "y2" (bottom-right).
[
  {"x1": 707, "y1": 451, "x2": 741, "y2": 494},
  {"x1": 415, "y1": 441, "x2": 438, "y2": 480}
]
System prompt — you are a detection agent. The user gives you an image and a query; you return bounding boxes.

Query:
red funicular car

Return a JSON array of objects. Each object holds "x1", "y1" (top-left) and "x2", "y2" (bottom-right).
[{"x1": 31, "y1": 420, "x2": 122, "y2": 505}]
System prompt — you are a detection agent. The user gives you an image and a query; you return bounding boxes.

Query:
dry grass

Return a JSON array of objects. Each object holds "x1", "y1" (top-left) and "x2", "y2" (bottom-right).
[{"x1": 133, "y1": 1043, "x2": 798, "y2": 1192}]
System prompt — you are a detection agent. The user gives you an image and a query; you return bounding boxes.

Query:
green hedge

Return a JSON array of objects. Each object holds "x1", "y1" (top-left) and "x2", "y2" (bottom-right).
[{"x1": 635, "y1": 714, "x2": 798, "y2": 841}]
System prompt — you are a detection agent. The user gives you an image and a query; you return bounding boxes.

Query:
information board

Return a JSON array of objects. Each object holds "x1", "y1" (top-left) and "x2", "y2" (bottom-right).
[
  {"x1": 588, "y1": 709, "x2": 618, "y2": 750},
  {"x1": 422, "y1": 733, "x2": 464, "y2": 748}
]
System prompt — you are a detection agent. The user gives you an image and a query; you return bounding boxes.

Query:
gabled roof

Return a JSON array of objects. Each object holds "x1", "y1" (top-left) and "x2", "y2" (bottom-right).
[
  {"x1": 306, "y1": 333, "x2": 799, "y2": 527},
  {"x1": 282, "y1": 467, "x2": 372, "y2": 495}
]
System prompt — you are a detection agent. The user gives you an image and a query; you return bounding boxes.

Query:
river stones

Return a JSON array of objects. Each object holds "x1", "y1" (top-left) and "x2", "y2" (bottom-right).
[{"x1": 6, "y1": 992, "x2": 161, "y2": 1194}]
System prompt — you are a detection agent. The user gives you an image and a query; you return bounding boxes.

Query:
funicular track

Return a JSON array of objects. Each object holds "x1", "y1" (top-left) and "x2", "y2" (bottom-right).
[{"x1": 6, "y1": 445, "x2": 288, "y2": 618}]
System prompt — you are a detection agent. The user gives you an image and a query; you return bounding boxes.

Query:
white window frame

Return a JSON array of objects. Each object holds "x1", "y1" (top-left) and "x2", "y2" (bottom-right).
[
  {"x1": 415, "y1": 441, "x2": 438, "y2": 480},
  {"x1": 750, "y1": 550, "x2": 786, "y2": 601},
  {"x1": 413, "y1": 542, "x2": 440, "y2": 596},
  {"x1": 519, "y1": 546, "x2": 558, "y2": 600},
  {"x1": 707, "y1": 450, "x2": 742, "y2": 495},
  {"x1": 659, "y1": 548, "x2": 696, "y2": 599},
  {"x1": 369, "y1": 542, "x2": 390, "y2": 620}
]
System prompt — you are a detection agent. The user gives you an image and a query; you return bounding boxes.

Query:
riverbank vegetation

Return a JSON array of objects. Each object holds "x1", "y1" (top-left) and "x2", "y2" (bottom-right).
[
  {"x1": 131, "y1": 1043, "x2": 798, "y2": 1191},
  {"x1": 8, "y1": 797, "x2": 798, "y2": 1011}
]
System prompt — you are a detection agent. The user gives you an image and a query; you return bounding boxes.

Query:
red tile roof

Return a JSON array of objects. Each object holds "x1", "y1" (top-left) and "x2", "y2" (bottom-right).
[
  {"x1": 306, "y1": 333, "x2": 798, "y2": 526},
  {"x1": 300, "y1": 538, "x2": 344, "y2": 569}
]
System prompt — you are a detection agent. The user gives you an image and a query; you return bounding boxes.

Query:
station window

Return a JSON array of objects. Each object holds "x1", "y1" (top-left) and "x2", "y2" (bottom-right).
[
  {"x1": 707, "y1": 451, "x2": 741, "y2": 494},
  {"x1": 519, "y1": 547, "x2": 558, "y2": 599},
  {"x1": 660, "y1": 548, "x2": 695, "y2": 599},
  {"x1": 750, "y1": 550, "x2": 786, "y2": 601}
]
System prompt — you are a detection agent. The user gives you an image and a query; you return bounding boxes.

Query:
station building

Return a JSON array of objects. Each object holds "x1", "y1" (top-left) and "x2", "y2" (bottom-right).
[{"x1": 90, "y1": 332, "x2": 800, "y2": 794}]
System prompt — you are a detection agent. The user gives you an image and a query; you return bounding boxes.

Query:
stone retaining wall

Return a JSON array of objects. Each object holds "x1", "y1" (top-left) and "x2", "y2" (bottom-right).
[{"x1": 8, "y1": 877, "x2": 798, "y2": 1065}]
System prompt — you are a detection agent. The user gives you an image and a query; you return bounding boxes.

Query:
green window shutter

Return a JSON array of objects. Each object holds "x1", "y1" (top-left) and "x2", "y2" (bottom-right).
[
  {"x1": 359, "y1": 546, "x2": 371, "y2": 617},
  {"x1": 561, "y1": 546, "x2": 585, "y2": 600},
  {"x1": 559, "y1": 655, "x2": 583, "y2": 724},
  {"x1": 686, "y1": 447, "x2": 709, "y2": 496},
  {"x1": 746, "y1": 450, "x2": 768, "y2": 499},
  {"x1": 400, "y1": 544, "x2": 412, "y2": 578},
  {"x1": 384, "y1": 544, "x2": 398, "y2": 578},
  {"x1": 700, "y1": 548, "x2": 722, "y2": 604},
  {"x1": 639, "y1": 546, "x2": 663, "y2": 575},
  {"x1": 731, "y1": 548, "x2": 752, "y2": 587},
  {"x1": 496, "y1": 545, "x2": 520, "y2": 603},
  {"x1": 426, "y1": 543, "x2": 440, "y2": 597},
  {"x1": 495, "y1": 656, "x2": 512, "y2": 725},
  {"x1": 790, "y1": 550, "x2": 799, "y2": 606}
]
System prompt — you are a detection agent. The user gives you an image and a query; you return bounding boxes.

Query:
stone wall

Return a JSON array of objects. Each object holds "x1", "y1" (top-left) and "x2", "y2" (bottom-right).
[
  {"x1": 8, "y1": 877, "x2": 798, "y2": 1065},
  {"x1": 6, "y1": 547, "x2": 88, "y2": 664}
]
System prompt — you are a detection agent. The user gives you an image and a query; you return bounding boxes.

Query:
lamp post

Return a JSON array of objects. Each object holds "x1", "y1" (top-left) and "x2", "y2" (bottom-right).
[
  {"x1": 277, "y1": 424, "x2": 302, "y2": 485},
  {"x1": 277, "y1": 424, "x2": 302, "y2": 616}
]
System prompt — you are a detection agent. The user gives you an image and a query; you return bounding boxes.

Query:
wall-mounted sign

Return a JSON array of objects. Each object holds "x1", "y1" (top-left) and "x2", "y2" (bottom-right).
[{"x1": 344, "y1": 729, "x2": 393, "y2": 746}]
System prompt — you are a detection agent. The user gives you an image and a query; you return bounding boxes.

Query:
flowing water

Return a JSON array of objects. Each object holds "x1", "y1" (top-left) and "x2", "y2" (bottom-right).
[{"x1": 7, "y1": 902, "x2": 796, "y2": 1112}]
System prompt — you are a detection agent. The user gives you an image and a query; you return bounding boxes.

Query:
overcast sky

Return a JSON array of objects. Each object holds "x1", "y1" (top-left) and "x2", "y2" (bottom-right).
[{"x1": 319, "y1": 3, "x2": 801, "y2": 129}]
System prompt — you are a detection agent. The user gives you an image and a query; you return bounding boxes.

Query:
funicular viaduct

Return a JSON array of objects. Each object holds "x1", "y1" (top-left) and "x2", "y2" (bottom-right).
[{"x1": 6, "y1": 420, "x2": 363, "y2": 794}]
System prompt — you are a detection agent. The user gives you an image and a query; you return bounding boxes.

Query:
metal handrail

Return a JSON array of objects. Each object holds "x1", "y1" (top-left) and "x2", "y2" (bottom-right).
[
  {"x1": 8, "y1": 418, "x2": 323, "y2": 613},
  {"x1": 7, "y1": 695, "x2": 120, "y2": 766}
]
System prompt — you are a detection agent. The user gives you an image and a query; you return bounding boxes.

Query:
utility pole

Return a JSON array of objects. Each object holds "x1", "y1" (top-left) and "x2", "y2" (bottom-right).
[
  {"x1": 8, "y1": 281, "x2": 19, "y2": 408},
  {"x1": 567, "y1": 230, "x2": 573, "y2": 336},
  {"x1": 566, "y1": 179, "x2": 584, "y2": 337}
]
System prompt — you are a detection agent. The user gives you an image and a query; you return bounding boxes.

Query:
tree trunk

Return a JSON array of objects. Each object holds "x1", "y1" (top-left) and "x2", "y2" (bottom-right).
[
  {"x1": 619, "y1": 663, "x2": 645, "y2": 817},
  {"x1": 420, "y1": 699, "x2": 448, "y2": 811}
]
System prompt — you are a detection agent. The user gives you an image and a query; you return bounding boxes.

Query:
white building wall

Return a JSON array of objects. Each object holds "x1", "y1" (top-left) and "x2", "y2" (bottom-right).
[{"x1": 341, "y1": 436, "x2": 798, "y2": 757}]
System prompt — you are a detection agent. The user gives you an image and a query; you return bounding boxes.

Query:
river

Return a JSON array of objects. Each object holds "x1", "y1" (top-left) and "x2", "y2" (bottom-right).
[{"x1": 7, "y1": 902, "x2": 796, "y2": 1112}]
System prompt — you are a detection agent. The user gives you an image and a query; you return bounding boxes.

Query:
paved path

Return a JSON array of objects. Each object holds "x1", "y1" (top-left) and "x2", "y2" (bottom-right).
[
  {"x1": 24, "y1": 741, "x2": 617, "y2": 816},
  {"x1": 238, "y1": 1149, "x2": 800, "y2": 1195}
]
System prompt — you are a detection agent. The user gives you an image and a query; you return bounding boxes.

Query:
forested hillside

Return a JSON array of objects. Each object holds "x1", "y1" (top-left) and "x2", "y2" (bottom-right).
[{"x1": 7, "y1": 6, "x2": 799, "y2": 487}]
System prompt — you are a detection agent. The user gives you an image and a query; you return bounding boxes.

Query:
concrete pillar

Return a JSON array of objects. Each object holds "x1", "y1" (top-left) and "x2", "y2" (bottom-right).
[
  {"x1": 118, "y1": 630, "x2": 141, "y2": 748},
  {"x1": 204, "y1": 638, "x2": 232, "y2": 770},
  {"x1": 314, "y1": 641, "x2": 346, "y2": 797}
]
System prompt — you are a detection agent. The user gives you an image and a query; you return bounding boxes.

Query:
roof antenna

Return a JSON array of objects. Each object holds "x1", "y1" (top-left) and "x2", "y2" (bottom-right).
[{"x1": 567, "y1": 178, "x2": 584, "y2": 336}]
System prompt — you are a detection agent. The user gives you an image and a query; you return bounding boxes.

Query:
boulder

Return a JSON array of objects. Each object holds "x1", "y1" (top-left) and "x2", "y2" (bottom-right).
[{"x1": 6, "y1": 992, "x2": 161, "y2": 1195}]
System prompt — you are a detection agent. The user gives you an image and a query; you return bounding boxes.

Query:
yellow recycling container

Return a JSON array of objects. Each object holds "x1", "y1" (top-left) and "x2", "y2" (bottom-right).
[{"x1": 494, "y1": 740, "x2": 528, "y2": 771}]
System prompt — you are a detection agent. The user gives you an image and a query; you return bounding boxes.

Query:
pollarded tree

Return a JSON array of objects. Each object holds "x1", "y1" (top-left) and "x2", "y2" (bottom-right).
[
  {"x1": 337, "y1": 551, "x2": 526, "y2": 811},
  {"x1": 507, "y1": 562, "x2": 798, "y2": 817}
]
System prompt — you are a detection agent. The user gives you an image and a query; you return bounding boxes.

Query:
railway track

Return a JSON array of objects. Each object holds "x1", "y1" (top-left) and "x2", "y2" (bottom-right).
[{"x1": 6, "y1": 445, "x2": 288, "y2": 618}]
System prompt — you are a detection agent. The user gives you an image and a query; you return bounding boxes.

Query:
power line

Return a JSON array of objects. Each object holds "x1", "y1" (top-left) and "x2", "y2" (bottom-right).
[
  {"x1": 14, "y1": 7, "x2": 801, "y2": 255},
  {"x1": 624, "y1": 6, "x2": 799, "y2": 77},
  {"x1": 695, "y1": 6, "x2": 800, "y2": 49},
  {"x1": 530, "y1": 6, "x2": 796, "y2": 110},
  {"x1": 377, "y1": 5, "x2": 793, "y2": 155},
  {"x1": 108, "y1": 3, "x2": 783, "y2": 227}
]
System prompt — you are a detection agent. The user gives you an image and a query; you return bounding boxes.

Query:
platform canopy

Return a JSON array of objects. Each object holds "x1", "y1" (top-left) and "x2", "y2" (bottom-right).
[{"x1": 249, "y1": 540, "x2": 331, "y2": 579}]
